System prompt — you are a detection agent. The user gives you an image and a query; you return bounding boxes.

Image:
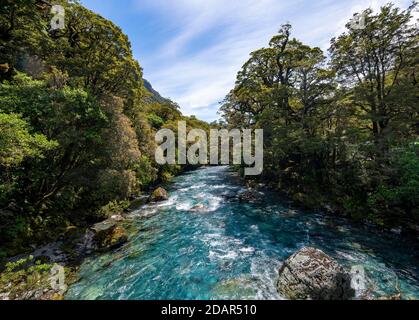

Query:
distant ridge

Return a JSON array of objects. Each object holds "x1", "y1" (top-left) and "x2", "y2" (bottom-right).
[{"x1": 143, "y1": 79, "x2": 170, "y2": 104}]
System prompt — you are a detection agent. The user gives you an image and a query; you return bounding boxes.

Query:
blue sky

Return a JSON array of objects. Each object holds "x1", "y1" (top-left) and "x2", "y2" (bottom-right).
[{"x1": 81, "y1": 0, "x2": 415, "y2": 122}]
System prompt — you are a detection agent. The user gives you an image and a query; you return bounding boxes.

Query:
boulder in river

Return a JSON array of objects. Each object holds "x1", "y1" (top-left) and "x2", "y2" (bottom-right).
[
  {"x1": 237, "y1": 190, "x2": 261, "y2": 203},
  {"x1": 92, "y1": 221, "x2": 128, "y2": 251},
  {"x1": 149, "y1": 187, "x2": 169, "y2": 202},
  {"x1": 189, "y1": 204, "x2": 208, "y2": 213},
  {"x1": 277, "y1": 247, "x2": 354, "y2": 300}
]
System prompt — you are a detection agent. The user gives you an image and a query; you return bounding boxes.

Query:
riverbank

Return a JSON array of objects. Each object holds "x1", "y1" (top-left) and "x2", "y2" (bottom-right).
[
  {"x1": 65, "y1": 166, "x2": 419, "y2": 300},
  {"x1": 0, "y1": 185, "x2": 168, "y2": 300},
  {"x1": 0, "y1": 162, "x2": 201, "y2": 300},
  {"x1": 240, "y1": 174, "x2": 419, "y2": 241},
  {"x1": 2, "y1": 166, "x2": 418, "y2": 300}
]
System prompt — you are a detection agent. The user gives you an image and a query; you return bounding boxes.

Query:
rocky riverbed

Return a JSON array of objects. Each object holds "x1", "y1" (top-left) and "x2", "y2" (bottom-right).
[{"x1": 2, "y1": 166, "x2": 418, "y2": 300}]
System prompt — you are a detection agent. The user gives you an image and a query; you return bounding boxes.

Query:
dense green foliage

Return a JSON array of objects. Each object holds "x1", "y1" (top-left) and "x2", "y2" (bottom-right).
[
  {"x1": 221, "y1": 3, "x2": 418, "y2": 228},
  {"x1": 0, "y1": 0, "x2": 417, "y2": 259},
  {"x1": 0, "y1": 0, "x2": 208, "y2": 256}
]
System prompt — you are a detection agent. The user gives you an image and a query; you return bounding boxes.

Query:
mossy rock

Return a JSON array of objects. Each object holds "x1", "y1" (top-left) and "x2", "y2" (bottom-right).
[
  {"x1": 0, "y1": 256, "x2": 76, "y2": 300},
  {"x1": 92, "y1": 225, "x2": 128, "y2": 251},
  {"x1": 38, "y1": 292, "x2": 65, "y2": 300},
  {"x1": 149, "y1": 187, "x2": 169, "y2": 202}
]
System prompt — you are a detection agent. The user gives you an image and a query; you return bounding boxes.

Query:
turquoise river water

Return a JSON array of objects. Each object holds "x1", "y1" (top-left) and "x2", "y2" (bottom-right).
[{"x1": 66, "y1": 166, "x2": 419, "y2": 300}]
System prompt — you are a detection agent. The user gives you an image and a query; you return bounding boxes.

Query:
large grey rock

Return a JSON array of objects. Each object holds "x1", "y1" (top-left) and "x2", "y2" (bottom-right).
[
  {"x1": 277, "y1": 247, "x2": 354, "y2": 300},
  {"x1": 91, "y1": 219, "x2": 117, "y2": 234}
]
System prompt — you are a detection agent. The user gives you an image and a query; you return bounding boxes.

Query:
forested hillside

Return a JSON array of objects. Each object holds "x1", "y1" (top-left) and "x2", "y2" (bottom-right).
[
  {"x1": 0, "y1": 0, "x2": 208, "y2": 257},
  {"x1": 220, "y1": 3, "x2": 418, "y2": 229}
]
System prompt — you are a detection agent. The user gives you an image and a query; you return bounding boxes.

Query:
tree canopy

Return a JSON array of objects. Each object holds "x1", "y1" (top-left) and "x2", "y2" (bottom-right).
[
  {"x1": 221, "y1": 3, "x2": 418, "y2": 228},
  {"x1": 0, "y1": 0, "x2": 209, "y2": 256}
]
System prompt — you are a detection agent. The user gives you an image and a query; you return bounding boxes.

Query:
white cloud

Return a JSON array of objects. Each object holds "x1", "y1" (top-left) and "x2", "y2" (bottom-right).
[{"x1": 133, "y1": 0, "x2": 413, "y2": 121}]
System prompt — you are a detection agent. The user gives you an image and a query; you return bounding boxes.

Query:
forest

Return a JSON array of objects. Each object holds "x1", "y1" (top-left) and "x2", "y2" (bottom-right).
[
  {"x1": 0, "y1": 0, "x2": 418, "y2": 302},
  {"x1": 220, "y1": 3, "x2": 418, "y2": 231},
  {"x1": 0, "y1": 0, "x2": 210, "y2": 258},
  {"x1": 0, "y1": 1, "x2": 418, "y2": 260}
]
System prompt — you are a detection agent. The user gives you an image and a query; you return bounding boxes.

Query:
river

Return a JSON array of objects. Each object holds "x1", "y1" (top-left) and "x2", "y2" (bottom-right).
[{"x1": 65, "y1": 166, "x2": 419, "y2": 300}]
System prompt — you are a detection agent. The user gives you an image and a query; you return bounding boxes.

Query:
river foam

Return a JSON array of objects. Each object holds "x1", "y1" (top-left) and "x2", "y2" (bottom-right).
[{"x1": 66, "y1": 166, "x2": 419, "y2": 300}]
